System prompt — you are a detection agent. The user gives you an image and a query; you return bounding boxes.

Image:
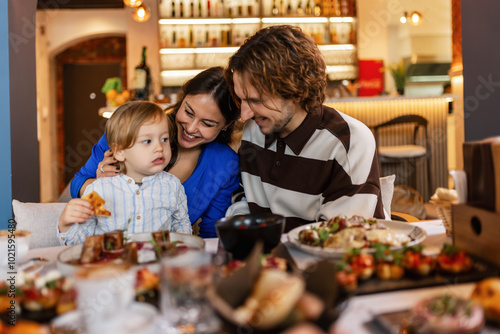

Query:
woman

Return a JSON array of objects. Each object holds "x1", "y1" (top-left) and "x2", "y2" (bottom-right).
[{"x1": 70, "y1": 67, "x2": 241, "y2": 238}]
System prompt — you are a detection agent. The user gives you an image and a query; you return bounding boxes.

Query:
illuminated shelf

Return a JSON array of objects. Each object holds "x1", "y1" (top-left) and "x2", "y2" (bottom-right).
[
  {"x1": 160, "y1": 44, "x2": 354, "y2": 55},
  {"x1": 161, "y1": 64, "x2": 358, "y2": 86},
  {"x1": 159, "y1": 16, "x2": 355, "y2": 25}
]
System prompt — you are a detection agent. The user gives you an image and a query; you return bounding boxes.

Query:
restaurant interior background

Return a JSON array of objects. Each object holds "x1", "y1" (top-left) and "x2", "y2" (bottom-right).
[{"x1": 0, "y1": 0, "x2": 498, "y2": 228}]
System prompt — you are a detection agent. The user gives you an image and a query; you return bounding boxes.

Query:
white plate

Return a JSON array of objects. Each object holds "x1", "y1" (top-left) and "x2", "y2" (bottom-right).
[
  {"x1": 287, "y1": 220, "x2": 426, "y2": 258},
  {"x1": 57, "y1": 232, "x2": 205, "y2": 276},
  {"x1": 52, "y1": 302, "x2": 158, "y2": 334}
]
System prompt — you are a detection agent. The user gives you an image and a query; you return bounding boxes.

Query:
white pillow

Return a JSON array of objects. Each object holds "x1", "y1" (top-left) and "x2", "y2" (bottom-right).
[
  {"x1": 12, "y1": 200, "x2": 66, "y2": 249},
  {"x1": 380, "y1": 174, "x2": 396, "y2": 220}
]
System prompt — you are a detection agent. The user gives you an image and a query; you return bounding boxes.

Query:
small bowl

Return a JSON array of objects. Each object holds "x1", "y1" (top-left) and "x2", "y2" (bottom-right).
[{"x1": 215, "y1": 213, "x2": 285, "y2": 260}]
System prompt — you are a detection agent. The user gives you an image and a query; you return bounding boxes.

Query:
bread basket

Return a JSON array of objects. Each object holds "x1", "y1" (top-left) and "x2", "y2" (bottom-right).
[{"x1": 429, "y1": 199, "x2": 453, "y2": 236}]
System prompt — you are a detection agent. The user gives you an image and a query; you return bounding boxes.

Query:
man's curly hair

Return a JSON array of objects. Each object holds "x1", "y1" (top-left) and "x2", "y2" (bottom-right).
[{"x1": 225, "y1": 25, "x2": 326, "y2": 113}]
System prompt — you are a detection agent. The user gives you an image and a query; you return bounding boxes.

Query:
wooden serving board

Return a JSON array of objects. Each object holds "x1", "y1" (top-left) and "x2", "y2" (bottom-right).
[{"x1": 355, "y1": 257, "x2": 498, "y2": 295}]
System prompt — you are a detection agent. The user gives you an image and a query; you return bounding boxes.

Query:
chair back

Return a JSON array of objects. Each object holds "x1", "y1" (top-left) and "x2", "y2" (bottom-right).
[{"x1": 373, "y1": 114, "x2": 429, "y2": 154}]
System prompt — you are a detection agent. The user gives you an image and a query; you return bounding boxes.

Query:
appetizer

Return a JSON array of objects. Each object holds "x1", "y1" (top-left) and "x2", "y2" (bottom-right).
[
  {"x1": 74, "y1": 230, "x2": 182, "y2": 267},
  {"x1": 297, "y1": 215, "x2": 414, "y2": 250},
  {"x1": 345, "y1": 248, "x2": 374, "y2": 280},
  {"x1": 135, "y1": 267, "x2": 160, "y2": 305},
  {"x1": 410, "y1": 294, "x2": 484, "y2": 334},
  {"x1": 82, "y1": 190, "x2": 111, "y2": 216},
  {"x1": 470, "y1": 277, "x2": 500, "y2": 324},
  {"x1": 19, "y1": 270, "x2": 76, "y2": 321},
  {"x1": 437, "y1": 244, "x2": 472, "y2": 274},
  {"x1": 402, "y1": 245, "x2": 436, "y2": 277},
  {"x1": 335, "y1": 262, "x2": 358, "y2": 292},
  {"x1": 21, "y1": 270, "x2": 63, "y2": 313},
  {"x1": 80, "y1": 235, "x2": 104, "y2": 264},
  {"x1": 374, "y1": 243, "x2": 404, "y2": 280}
]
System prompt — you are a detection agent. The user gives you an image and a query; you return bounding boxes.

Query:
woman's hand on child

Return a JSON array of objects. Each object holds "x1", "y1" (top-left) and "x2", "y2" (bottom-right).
[{"x1": 97, "y1": 150, "x2": 120, "y2": 178}]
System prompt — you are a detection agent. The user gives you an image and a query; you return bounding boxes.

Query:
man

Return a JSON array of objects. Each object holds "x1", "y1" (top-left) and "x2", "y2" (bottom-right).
[{"x1": 225, "y1": 25, "x2": 384, "y2": 231}]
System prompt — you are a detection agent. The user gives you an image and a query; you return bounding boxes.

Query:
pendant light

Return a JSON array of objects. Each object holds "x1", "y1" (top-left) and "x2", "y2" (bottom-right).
[
  {"x1": 123, "y1": 0, "x2": 143, "y2": 7},
  {"x1": 132, "y1": 5, "x2": 151, "y2": 22}
]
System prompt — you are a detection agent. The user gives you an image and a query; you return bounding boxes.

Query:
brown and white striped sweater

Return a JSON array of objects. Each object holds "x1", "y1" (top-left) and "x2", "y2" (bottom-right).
[{"x1": 238, "y1": 105, "x2": 385, "y2": 232}]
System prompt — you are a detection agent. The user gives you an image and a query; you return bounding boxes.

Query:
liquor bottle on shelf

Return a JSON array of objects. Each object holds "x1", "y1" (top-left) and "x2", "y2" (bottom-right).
[
  {"x1": 272, "y1": 0, "x2": 279, "y2": 15},
  {"x1": 179, "y1": 30, "x2": 187, "y2": 48},
  {"x1": 190, "y1": 0, "x2": 194, "y2": 17},
  {"x1": 332, "y1": 0, "x2": 340, "y2": 16},
  {"x1": 322, "y1": 0, "x2": 329, "y2": 16},
  {"x1": 207, "y1": 0, "x2": 211, "y2": 16},
  {"x1": 171, "y1": 0, "x2": 176, "y2": 17},
  {"x1": 313, "y1": 0, "x2": 321, "y2": 16},
  {"x1": 305, "y1": 0, "x2": 311, "y2": 15},
  {"x1": 195, "y1": 29, "x2": 204, "y2": 46},
  {"x1": 237, "y1": 0, "x2": 243, "y2": 16},
  {"x1": 297, "y1": 0, "x2": 304, "y2": 15},
  {"x1": 198, "y1": 0, "x2": 202, "y2": 16},
  {"x1": 349, "y1": 0, "x2": 356, "y2": 16},
  {"x1": 172, "y1": 29, "x2": 177, "y2": 47},
  {"x1": 133, "y1": 47, "x2": 151, "y2": 101},
  {"x1": 340, "y1": 0, "x2": 348, "y2": 16},
  {"x1": 286, "y1": 0, "x2": 292, "y2": 15},
  {"x1": 248, "y1": 0, "x2": 254, "y2": 16},
  {"x1": 180, "y1": 0, "x2": 184, "y2": 17}
]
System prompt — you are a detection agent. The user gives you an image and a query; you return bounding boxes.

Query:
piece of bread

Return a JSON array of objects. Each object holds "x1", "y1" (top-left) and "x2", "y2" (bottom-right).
[
  {"x1": 233, "y1": 269, "x2": 305, "y2": 329},
  {"x1": 82, "y1": 190, "x2": 111, "y2": 216},
  {"x1": 470, "y1": 278, "x2": 500, "y2": 324}
]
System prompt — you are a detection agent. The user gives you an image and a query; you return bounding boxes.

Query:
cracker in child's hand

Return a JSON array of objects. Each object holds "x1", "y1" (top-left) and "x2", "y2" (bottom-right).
[{"x1": 82, "y1": 191, "x2": 111, "y2": 216}]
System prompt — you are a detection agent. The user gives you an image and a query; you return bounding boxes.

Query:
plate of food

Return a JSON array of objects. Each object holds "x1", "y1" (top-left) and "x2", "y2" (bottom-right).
[
  {"x1": 288, "y1": 215, "x2": 426, "y2": 258},
  {"x1": 57, "y1": 230, "x2": 204, "y2": 276}
]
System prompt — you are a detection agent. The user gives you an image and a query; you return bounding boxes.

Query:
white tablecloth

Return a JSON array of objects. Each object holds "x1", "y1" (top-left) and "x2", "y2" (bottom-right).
[{"x1": 25, "y1": 220, "x2": 466, "y2": 334}]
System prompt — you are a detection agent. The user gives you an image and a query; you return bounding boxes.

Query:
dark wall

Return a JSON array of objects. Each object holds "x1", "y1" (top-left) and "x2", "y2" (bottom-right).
[
  {"x1": 462, "y1": 0, "x2": 500, "y2": 141},
  {"x1": 8, "y1": 0, "x2": 40, "y2": 202}
]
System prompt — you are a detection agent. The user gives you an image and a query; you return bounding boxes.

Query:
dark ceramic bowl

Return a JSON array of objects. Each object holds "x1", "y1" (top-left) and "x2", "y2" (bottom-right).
[{"x1": 215, "y1": 213, "x2": 286, "y2": 260}]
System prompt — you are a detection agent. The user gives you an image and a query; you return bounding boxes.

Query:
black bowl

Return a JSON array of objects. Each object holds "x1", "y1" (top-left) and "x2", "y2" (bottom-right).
[{"x1": 215, "y1": 213, "x2": 285, "y2": 260}]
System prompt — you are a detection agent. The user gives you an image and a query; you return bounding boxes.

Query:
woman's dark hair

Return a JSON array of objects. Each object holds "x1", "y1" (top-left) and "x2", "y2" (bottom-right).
[{"x1": 168, "y1": 66, "x2": 240, "y2": 145}]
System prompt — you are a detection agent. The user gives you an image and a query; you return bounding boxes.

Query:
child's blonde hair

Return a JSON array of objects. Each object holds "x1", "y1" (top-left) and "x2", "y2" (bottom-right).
[{"x1": 105, "y1": 101, "x2": 177, "y2": 173}]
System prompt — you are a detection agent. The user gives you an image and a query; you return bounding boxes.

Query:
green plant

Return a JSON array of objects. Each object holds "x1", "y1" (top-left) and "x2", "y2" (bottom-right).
[{"x1": 382, "y1": 59, "x2": 407, "y2": 92}]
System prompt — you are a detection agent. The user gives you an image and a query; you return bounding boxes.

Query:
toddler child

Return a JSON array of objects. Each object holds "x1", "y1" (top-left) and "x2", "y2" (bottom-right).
[{"x1": 57, "y1": 101, "x2": 192, "y2": 245}]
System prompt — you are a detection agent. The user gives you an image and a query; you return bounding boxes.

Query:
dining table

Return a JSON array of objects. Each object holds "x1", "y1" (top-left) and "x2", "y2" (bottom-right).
[{"x1": 23, "y1": 219, "x2": 492, "y2": 334}]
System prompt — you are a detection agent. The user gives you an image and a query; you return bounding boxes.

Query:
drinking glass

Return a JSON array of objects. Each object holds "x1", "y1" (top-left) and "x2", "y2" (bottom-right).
[
  {"x1": 74, "y1": 264, "x2": 136, "y2": 334},
  {"x1": 160, "y1": 250, "x2": 220, "y2": 334}
]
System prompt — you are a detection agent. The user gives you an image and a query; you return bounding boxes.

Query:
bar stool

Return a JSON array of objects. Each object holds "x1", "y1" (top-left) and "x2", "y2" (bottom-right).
[{"x1": 372, "y1": 114, "x2": 432, "y2": 200}]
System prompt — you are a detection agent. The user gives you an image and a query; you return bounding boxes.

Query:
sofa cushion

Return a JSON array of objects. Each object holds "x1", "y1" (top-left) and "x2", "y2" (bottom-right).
[{"x1": 12, "y1": 200, "x2": 65, "y2": 249}]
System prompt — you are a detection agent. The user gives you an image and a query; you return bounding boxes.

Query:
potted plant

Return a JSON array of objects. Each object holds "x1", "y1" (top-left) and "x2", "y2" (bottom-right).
[{"x1": 383, "y1": 59, "x2": 407, "y2": 95}]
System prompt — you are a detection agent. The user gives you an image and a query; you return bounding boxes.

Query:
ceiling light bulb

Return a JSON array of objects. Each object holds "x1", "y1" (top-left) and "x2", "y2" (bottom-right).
[
  {"x1": 400, "y1": 11, "x2": 408, "y2": 24},
  {"x1": 123, "y1": 0, "x2": 143, "y2": 7},
  {"x1": 133, "y1": 5, "x2": 151, "y2": 22},
  {"x1": 410, "y1": 11, "x2": 422, "y2": 26}
]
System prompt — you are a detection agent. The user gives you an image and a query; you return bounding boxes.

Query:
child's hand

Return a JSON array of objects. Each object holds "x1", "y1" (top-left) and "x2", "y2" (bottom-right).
[
  {"x1": 58, "y1": 199, "x2": 94, "y2": 233},
  {"x1": 97, "y1": 149, "x2": 120, "y2": 178}
]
